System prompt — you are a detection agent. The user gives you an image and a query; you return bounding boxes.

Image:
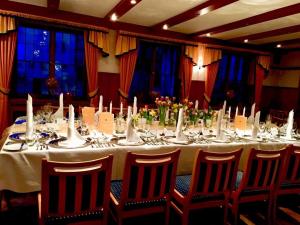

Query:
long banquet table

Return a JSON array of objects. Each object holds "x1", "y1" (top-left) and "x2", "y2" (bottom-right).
[{"x1": 0, "y1": 123, "x2": 297, "y2": 193}]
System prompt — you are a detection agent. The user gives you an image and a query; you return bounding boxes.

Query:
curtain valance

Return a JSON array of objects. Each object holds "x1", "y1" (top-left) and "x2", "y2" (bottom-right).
[
  {"x1": 203, "y1": 47, "x2": 222, "y2": 66},
  {"x1": 184, "y1": 45, "x2": 198, "y2": 65},
  {"x1": 115, "y1": 34, "x2": 137, "y2": 56},
  {"x1": 257, "y1": 55, "x2": 272, "y2": 71},
  {"x1": 88, "y1": 30, "x2": 109, "y2": 56},
  {"x1": 0, "y1": 15, "x2": 15, "y2": 34}
]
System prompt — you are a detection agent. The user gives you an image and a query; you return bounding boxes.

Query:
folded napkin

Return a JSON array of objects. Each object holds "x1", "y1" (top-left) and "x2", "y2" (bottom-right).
[
  {"x1": 285, "y1": 109, "x2": 294, "y2": 139},
  {"x1": 26, "y1": 94, "x2": 34, "y2": 139},
  {"x1": 126, "y1": 116, "x2": 141, "y2": 143},
  {"x1": 222, "y1": 100, "x2": 226, "y2": 118},
  {"x1": 60, "y1": 105, "x2": 85, "y2": 147},
  {"x1": 252, "y1": 111, "x2": 260, "y2": 139},
  {"x1": 175, "y1": 108, "x2": 188, "y2": 141},
  {"x1": 133, "y1": 96, "x2": 137, "y2": 116},
  {"x1": 52, "y1": 93, "x2": 64, "y2": 119},
  {"x1": 95, "y1": 95, "x2": 103, "y2": 121},
  {"x1": 216, "y1": 109, "x2": 223, "y2": 140},
  {"x1": 248, "y1": 103, "x2": 256, "y2": 124}
]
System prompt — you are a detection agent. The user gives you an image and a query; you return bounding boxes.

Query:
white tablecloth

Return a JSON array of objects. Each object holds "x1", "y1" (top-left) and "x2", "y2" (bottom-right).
[{"x1": 0, "y1": 124, "x2": 294, "y2": 193}]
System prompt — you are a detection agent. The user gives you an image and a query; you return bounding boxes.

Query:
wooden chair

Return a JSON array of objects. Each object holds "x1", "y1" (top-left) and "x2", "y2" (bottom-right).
[
  {"x1": 171, "y1": 149, "x2": 242, "y2": 225},
  {"x1": 38, "y1": 155, "x2": 113, "y2": 225},
  {"x1": 278, "y1": 145, "x2": 300, "y2": 195},
  {"x1": 110, "y1": 149, "x2": 180, "y2": 225},
  {"x1": 230, "y1": 147, "x2": 287, "y2": 225},
  {"x1": 275, "y1": 145, "x2": 300, "y2": 221}
]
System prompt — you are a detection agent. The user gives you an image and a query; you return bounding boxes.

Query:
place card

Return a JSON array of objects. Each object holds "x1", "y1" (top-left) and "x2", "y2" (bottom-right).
[
  {"x1": 234, "y1": 115, "x2": 247, "y2": 130},
  {"x1": 97, "y1": 112, "x2": 114, "y2": 135},
  {"x1": 82, "y1": 107, "x2": 96, "y2": 126}
]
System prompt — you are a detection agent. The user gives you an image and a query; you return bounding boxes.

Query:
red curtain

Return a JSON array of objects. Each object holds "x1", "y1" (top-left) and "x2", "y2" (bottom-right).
[
  {"x1": 203, "y1": 62, "x2": 220, "y2": 109},
  {"x1": 0, "y1": 31, "x2": 17, "y2": 135},
  {"x1": 84, "y1": 32, "x2": 99, "y2": 107},
  {"x1": 180, "y1": 55, "x2": 193, "y2": 99},
  {"x1": 255, "y1": 64, "x2": 265, "y2": 109},
  {"x1": 119, "y1": 50, "x2": 138, "y2": 105}
]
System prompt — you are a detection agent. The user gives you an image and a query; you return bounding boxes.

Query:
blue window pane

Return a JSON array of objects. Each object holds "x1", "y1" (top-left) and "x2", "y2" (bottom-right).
[
  {"x1": 55, "y1": 32, "x2": 85, "y2": 97},
  {"x1": 13, "y1": 25, "x2": 85, "y2": 98}
]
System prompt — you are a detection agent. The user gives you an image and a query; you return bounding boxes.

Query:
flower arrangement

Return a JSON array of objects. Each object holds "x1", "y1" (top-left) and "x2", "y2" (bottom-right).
[
  {"x1": 155, "y1": 96, "x2": 174, "y2": 126},
  {"x1": 139, "y1": 105, "x2": 157, "y2": 124}
]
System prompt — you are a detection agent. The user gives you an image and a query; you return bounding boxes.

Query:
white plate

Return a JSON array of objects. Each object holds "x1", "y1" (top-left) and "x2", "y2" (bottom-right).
[
  {"x1": 3, "y1": 142, "x2": 27, "y2": 151},
  {"x1": 167, "y1": 138, "x2": 190, "y2": 145},
  {"x1": 48, "y1": 137, "x2": 90, "y2": 149},
  {"x1": 117, "y1": 139, "x2": 144, "y2": 146}
]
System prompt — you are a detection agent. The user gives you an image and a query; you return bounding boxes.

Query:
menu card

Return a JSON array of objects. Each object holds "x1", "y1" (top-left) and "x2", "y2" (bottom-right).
[
  {"x1": 82, "y1": 107, "x2": 96, "y2": 126},
  {"x1": 97, "y1": 112, "x2": 114, "y2": 135},
  {"x1": 234, "y1": 115, "x2": 247, "y2": 130}
]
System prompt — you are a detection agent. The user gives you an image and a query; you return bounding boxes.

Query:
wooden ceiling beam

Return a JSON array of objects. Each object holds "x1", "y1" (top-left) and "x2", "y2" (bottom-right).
[
  {"x1": 230, "y1": 24, "x2": 300, "y2": 42},
  {"x1": 151, "y1": 0, "x2": 237, "y2": 30},
  {"x1": 0, "y1": 0, "x2": 193, "y2": 42},
  {"x1": 191, "y1": 3, "x2": 300, "y2": 37},
  {"x1": 47, "y1": 0, "x2": 60, "y2": 11},
  {"x1": 104, "y1": 0, "x2": 143, "y2": 19}
]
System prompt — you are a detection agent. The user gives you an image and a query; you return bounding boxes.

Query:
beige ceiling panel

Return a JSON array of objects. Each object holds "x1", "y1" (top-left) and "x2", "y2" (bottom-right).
[
  {"x1": 170, "y1": 0, "x2": 300, "y2": 34},
  {"x1": 59, "y1": 0, "x2": 120, "y2": 18},
  {"x1": 213, "y1": 13, "x2": 300, "y2": 40},
  {"x1": 252, "y1": 31, "x2": 300, "y2": 44},
  {"x1": 119, "y1": 0, "x2": 206, "y2": 26},
  {"x1": 9, "y1": 0, "x2": 47, "y2": 7}
]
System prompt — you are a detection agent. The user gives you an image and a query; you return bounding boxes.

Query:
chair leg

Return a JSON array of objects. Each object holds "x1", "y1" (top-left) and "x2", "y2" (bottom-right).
[
  {"x1": 181, "y1": 209, "x2": 189, "y2": 225},
  {"x1": 223, "y1": 205, "x2": 228, "y2": 225},
  {"x1": 267, "y1": 199, "x2": 274, "y2": 225},
  {"x1": 231, "y1": 202, "x2": 239, "y2": 225},
  {"x1": 165, "y1": 205, "x2": 170, "y2": 225}
]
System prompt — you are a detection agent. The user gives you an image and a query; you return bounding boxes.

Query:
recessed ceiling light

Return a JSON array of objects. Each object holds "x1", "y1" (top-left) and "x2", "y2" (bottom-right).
[
  {"x1": 276, "y1": 44, "x2": 282, "y2": 48},
  {"x1": 199, "y1": 7, "x2": 210, "y2": 16},
  {"x1": 130, "y1": 0, "x2": 137, "y2": 4},
  {"x1": 163, "y1": 24, "x2": 168, "y2": 30},
  {"x1": 206, "y1": 33, "x2": 211, "y2": 37},
  {"x1": 244, "y1": 39, "x2": 249, "y2": 43},
  {"x1": 111, "y1": 13, "x2": 117, "y2": 21}
]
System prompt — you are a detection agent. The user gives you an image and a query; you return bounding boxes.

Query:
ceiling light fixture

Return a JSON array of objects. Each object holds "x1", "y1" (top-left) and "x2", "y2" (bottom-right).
[
  {"x1": 276, "y1": 44, "x2": 282, "y2": 48},
  {"x1": 163, "y1": 24, "x2": 168, "y2": 30},
  {"x1": 111, "y1": 13, "x2": 118, "y2": 21},
  {"x1": 130, "y1": 0, "x2": 137, "y2": 4},
  {"x1": 199, "y1": 7, "x2": 211, "y2": 16},
  {"x1": 244, "y1": 39, "x2": 249, "y2": 43}
]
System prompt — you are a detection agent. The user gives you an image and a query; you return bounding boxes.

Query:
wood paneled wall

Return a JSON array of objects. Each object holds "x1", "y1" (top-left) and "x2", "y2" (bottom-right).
[{"x1": 98, "y1": 72, "x2": 120, "y2": 107}]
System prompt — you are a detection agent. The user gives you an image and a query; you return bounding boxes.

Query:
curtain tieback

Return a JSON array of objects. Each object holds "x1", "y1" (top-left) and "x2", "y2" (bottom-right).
[
  {"x1": 88, "y1": 88, "x2": 98, "y2": 98},
  {"x1": 118, "y1": 88, "x2": 128, "y2": 99},
  {"x1": 0, "y1": 87, "x2": 10, "y2": 95},
  {"x1": 203, "y1": 93, "x2": 211, "y2": 103}
]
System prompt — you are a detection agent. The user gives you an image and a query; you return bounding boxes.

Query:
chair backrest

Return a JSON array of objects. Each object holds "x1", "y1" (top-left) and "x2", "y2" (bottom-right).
[
  {"x1": 41, "y1": 155, "x2": 113, "y2": 219},
  {"x1": 280, "y1": 145, "x2": 300, "y2": 186},
  {"x1": 187, "y1": 149, "x2": 242, "y2": 200},
  {"x1": 238, "y1": 148, "x2": 287, "y2": 192},
  {"x1": 119, "y1": 149, "x2": 180, "y2": 207}
]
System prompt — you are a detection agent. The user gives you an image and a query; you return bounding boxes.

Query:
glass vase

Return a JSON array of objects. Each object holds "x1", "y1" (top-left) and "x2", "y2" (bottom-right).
[{"x1": 159, "y1": 107, "x2": 166, "y2": 126}]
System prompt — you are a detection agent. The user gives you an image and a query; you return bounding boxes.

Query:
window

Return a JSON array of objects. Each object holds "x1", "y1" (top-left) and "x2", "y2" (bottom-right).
[
  {"x1": 12, "y1": 25, "x2": 86, "y2": 98},
  {"x1": 129, "y1": 41, "x2": 181, "y2": 103},
  {"x1": 211, "y1": 52, "x2": 254, "y2": 108}
]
